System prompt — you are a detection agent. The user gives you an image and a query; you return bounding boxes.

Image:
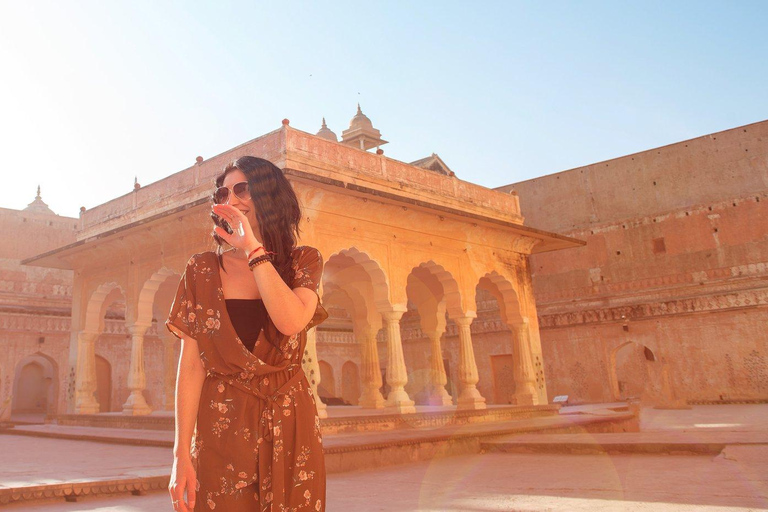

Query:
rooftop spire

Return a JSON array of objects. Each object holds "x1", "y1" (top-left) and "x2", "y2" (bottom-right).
[
  {"x1": 316, "y1": 117, "x2": 338, "y2": 142},
  {"x1": 24, "y1": 185, "x2": 56, "y2": 215}
]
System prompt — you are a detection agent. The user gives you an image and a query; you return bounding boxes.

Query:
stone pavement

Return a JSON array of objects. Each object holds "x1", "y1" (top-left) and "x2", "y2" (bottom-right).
[
  {"x1": 1, "y1": 404, "x2": 766, "y2": 511},
  {"x1": 3, "y1": 449, "x2": 768, "y2": 511},
  {"x1": 0, "y1": 436, "x2": 169, "y2": 489}
]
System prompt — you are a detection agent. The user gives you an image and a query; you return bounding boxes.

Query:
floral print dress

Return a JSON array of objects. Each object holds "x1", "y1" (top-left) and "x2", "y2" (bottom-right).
[{"x1": 166, "y1": 246, "x2": 329, "y2": 511}]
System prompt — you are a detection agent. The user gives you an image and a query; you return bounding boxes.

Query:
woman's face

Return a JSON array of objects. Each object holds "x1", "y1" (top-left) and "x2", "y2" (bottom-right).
[{"x1": 222, "y1": 169, "x2": 260, "y2": 237}]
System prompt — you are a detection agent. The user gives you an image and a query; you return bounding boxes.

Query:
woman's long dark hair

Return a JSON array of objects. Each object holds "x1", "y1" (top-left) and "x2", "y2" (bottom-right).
[{"x1": 211, "y1": 156, "x2": 302, "y2": 287}]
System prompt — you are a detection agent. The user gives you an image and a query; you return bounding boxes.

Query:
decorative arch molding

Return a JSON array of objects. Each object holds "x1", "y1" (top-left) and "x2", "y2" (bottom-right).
[
  {"x1": 326, "y1": 247, "x2": 391, "y2": 312},
  {"x1": 409, "y1": 260, "x2": 464, "y2": 319},
  {"x1": 135, "y1": 267, "x2": 179, "y2": 327},
  {"x1": 477, "y1": 271, "x2": 524, "y2": 326},
  {"x1": 83, "y1": 282, "x2": 126, "y2": 334}
]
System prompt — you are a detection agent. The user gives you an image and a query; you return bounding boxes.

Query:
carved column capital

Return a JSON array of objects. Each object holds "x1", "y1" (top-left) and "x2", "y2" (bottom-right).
[
  {"x1": 381, "y1": 309, "x2": 405, "y2": 323},
  {"x1": 126, "y1": 323, "x2": 151, "y2": 337},
  {"x1": 77, "y1": 331, "x2": 99, "y2": 344}
]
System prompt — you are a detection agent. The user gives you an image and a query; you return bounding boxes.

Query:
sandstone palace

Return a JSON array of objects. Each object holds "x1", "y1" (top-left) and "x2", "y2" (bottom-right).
[{"x1": 2, "y1": 110, "x2": 767, "y2": 422}]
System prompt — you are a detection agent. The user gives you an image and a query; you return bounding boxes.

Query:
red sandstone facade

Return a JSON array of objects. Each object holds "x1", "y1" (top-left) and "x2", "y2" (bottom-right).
[
  {"x1": 0, "y1": 193, "x2": 77, "y2": 418},
  {"x1": 496, "y1": 120, "x2": 768, "y2": 404}
]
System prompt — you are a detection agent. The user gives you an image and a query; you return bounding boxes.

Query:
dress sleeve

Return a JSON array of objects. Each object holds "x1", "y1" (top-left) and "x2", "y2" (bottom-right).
[
  {"x1": 291, "y1": 246, "x2": 329, "y2": 331},
  {"x1": 165, "y1": 255, "x2": 200, "y2": 341}
]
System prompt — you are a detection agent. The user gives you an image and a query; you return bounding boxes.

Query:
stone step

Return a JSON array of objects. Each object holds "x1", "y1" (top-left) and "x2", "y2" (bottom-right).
[
  {"x1": 0, "y1": 476, "x2": 168, "y2": 506},
  {"x1": 323, "y1": 411, "x2": 638, "y2": 473},
  {"x1": 320, "y1": 404, "x2": 561, "y2": 434},
  {"x1": 50, "y1": 403, "x2": 562, "y2": 434},
  {"x1": 480, "y1": 431, "x2": 768, "y2": 456},
  {"x1": 0, "y1": 411, "x2": 636, "y2": 506}
]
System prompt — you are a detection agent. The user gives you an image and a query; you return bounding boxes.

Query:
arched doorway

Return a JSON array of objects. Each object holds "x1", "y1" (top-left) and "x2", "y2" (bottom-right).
[
  {"x1": 14, "y1": 363, "x2": 48, "y2": 412},
  {"x1": 611, "y1": 341, "x2": 658, "y2": 401},
  {"x1": 12, "y1": 354, "x2": 59, "y2": 420},
  {"x1": 95, "y1": 355, "x2": 112, "y2": 412},
  {"x1": 317, "y1": 361, "x2": 336, "y2": 404},
  {"x1": 341, "y1": 361, "x2": 360, "y2": 406}
]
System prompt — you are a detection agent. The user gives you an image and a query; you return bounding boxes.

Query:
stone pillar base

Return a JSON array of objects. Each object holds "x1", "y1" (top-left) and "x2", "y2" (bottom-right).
[
  {"x1": 75, "y1": 402, "x2": 100, "y2": 415},
  {"x1": 386, "y1": 388, "x2": 416, "y2": 414},
  {"x1": 457, "y1": 387, "x2": 487, "y2": 410},
  {"x1": 513, "y1": 393, "x2": 537, "y2": 406},
  {"x1": 122, "y1": 391, "x2": 152, "y2": 415},
  {"x1": 359, "y1": 389, "x2": 386, "y2": 409},
  {"x1": 428, "y1": 387, "x2": 453, "y2": 406},
  {"x1": 75, "y1": 390, "x2": 100, "y2": 415}
]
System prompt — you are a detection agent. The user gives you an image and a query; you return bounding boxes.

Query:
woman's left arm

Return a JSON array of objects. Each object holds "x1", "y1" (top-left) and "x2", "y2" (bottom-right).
[
  {"x1": 211, "y1": 203, "x2": 319, "y2": 337},
  {"x1": 249, "y1": 257, "x2": 318, "y2": 337}
]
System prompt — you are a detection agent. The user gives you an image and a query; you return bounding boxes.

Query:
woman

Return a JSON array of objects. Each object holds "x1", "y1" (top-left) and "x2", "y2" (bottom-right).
[{"x1": 166, "y1": 156, "x2": 329, "y2": 511}]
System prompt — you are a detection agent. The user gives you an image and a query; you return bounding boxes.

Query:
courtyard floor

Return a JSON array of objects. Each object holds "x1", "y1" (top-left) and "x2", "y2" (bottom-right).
[{"x1": 2, "y1": 404, "x2": 766, "y2": 511}]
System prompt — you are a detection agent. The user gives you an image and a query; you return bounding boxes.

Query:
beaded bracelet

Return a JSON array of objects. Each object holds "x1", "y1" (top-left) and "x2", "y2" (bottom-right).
[
  {"x1": 246, "y1": 246, "x2": 276, "y2": 260},
  {"x1": 248, "y1": 253, "x2": 273, "y2": 270}
]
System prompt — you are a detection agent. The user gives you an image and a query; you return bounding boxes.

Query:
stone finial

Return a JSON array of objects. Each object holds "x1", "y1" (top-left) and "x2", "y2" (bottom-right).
[
  {"x1": 134, "y1": 177, "x2": 141, "y2": 190},
  {"x1": 24, "y1": 186, "x2": 55, "y2": 215},
  {"x1": 282, "y1": 118, "x2": 290, "y2": 126},
  {"x1": 196, "y1": 156, "x2": 204, "y2": 164},
  {"x1": 316, "y1": 117, "x2": 338, "y2": 142}
]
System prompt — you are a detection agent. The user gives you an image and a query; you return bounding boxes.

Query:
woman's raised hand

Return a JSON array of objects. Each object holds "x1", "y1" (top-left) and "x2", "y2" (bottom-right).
[{"x1": 212, "y1": 204, "x2": 261, "y2": 253}]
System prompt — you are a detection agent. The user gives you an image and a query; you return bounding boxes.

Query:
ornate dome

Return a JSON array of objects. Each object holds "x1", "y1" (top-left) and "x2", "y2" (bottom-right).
[
  {"x1": 316, "y1": 118, "x2": 338, "y2": 142},
  {"x1": 348, "y1": 103, "x2": 373, "y2": 130},
  {"x1": 341, "y1": 103, "x2": 387, "y2": 151}
]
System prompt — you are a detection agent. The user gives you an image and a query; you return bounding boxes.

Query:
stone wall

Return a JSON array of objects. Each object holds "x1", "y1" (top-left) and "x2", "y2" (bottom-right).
[
  {"x1": 0, "y1": 204, "x2": 78, "y2": 416},
  {"x1": 498, "y1": 120, "x2": 768, "y2": 403}
]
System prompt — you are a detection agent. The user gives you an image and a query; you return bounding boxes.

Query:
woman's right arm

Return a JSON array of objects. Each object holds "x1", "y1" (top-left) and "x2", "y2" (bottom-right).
[
  {"x1": 169, "y1": 335, "x2": 206, "y2": 511},
  {"x1": 174, "y1": 334, "x2": 206, "y2": 456}
]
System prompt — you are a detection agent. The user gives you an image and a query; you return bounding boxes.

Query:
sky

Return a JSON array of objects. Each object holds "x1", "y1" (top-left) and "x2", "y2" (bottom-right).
[{"x1": 1, "y1": 1, "x2": 766, "y2": 218}]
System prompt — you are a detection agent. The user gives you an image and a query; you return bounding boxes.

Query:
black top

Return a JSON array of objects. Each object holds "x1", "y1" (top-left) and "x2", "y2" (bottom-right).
[{"x1": 224, "y1": 299, "x2": 267, "y2": 352}]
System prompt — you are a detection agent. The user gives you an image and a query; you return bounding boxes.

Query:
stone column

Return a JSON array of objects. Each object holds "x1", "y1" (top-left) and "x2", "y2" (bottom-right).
[
  {"x1": 426, "y1": 330, "x2": 452, "y2": 406},
  {"x1": 358, "y1": 325, "x2": 385, "y2": 408},
  {"x1": 303, "y1": 327, "x2": 327, "y2": 419},
  {"x1": 382, "y1": 310, "x2": 416, "y2": 413},
  {"x1": 455, "y1": 316, "x2": 487, "y2": 410},
  {"x1": 74, "y1": 331, "x2": 100, "y2": 414},
  {"x1": 122, "y1": 323, "x2": 152, "y2": 415},
  {"x1": 161, "y1": 331, "x2": 176, "y2": 412},
  {"x1": 512, "y1": 319, "x2": 539, "y2": 406}
]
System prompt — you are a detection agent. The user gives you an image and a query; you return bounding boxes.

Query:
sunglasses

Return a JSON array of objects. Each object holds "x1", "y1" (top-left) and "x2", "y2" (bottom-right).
[{"x1": 213, "y1": 181, "x2": 250, "y2": 204}]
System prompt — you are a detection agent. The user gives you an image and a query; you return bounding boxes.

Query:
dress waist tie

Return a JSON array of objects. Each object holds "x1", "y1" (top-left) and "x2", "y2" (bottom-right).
[{"x1": 208, "y1": 367, "x2": 306, "y2": 443}]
